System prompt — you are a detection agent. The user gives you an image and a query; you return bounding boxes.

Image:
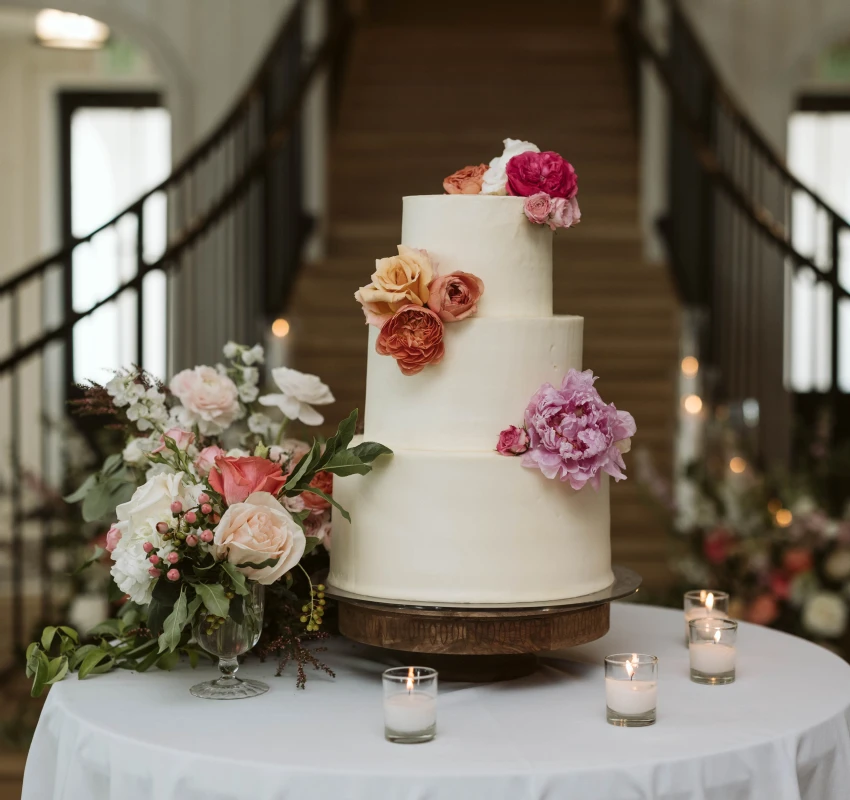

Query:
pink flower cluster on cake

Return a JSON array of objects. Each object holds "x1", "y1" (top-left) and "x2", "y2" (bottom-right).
[
  {"x1": 355, "y1": 248, "x2": 484, "y2": 375},
  {"x1": 442, "y1": 138, "x2": 581, "y2": 231},
  {"x1": 497, "y1": 369, "x2": 636, "y2": 491}
]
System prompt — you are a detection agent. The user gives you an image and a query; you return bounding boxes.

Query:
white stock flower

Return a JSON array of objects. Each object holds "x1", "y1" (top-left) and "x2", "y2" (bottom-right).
[
  {"x1": 480, "y1": 138, "x2": 540, "y2": 195},
  {"x1": 259, "y1": 367, "x2": 335, "y2": 426},
  {"x1": 122, "y1": 436, "x2": 156, "y2": 467},
  {"x1": 223, "y1": 341, "x2": 240, "y2": 359},
  {"x1": 248, "y1": 413, "x2": 273, "y2": 436},
  {"x1": 241, "y1": 345, "x2": 264, "y2": 366},
  {"x1": 105, "y1": 375, "x2": 144, "y2": 407},
  {"x1": 239, "y1": 384, "x2": 259, "y2": 403},
  {"x1": 802, "y1": 592, "x2": 848, "y2": 638}
]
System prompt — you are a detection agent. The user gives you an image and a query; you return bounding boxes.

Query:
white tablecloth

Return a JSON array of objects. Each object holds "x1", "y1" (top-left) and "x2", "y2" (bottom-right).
[{"x1": 23, "y1": 603, "x2": 850, "y2": 800}]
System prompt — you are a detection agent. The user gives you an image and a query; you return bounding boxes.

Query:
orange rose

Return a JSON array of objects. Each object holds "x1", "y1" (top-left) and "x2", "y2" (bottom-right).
[
  {"x1": 354, "y1": 245, "x2": 435, "y2": 327},
  {"x1": 443, "y1": 164, "x2": 487, "y2": 195},
  {"x1": 303, "y1": 470, "x2": 333, "y2": 511},
  {"x1": 376, "y1": 305, "x2": 445, "y2": 376}
]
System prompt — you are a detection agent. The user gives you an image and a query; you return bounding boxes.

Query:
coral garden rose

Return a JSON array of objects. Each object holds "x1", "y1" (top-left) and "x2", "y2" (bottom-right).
[
  {"x1": 496, "y1": 425, "x2": 530, "y2": 456},
  {"x1": 443, "y1": 164, "x2": 487, "y2": 195},
  {"x1": 375, "y1": 304, "x2": 445, "y2": 376},
  {"x1": 152, "y1": 427, "x2": 195, "y2": 454},
  {"x1": 426, "y1": 271, "x2": 485, "y2": 322},
  {"x1": 523, "y1": 193, "x2": 552, "y2": 225},
  {"x1": 212, "y1": 492, "x2": 305, "y2": 584},
  {"x1": 302, "y1": 470, "x2": 334, "y2": 511},
  {"x1": 354, "y1": 245, "x2": 435, "y2": 327},
  {"x1": 169, "y1": 366, "x2": 241, "y2": 435},
  {"x1": 195, "y1": 445, "x2": 225, "y2": 476},
  {"x1": 481, "y1": 138, "x2": 540, "y2": 195},
  {"x1": 208, "y1": 455, "x2": 287, "y2": 505},
  {"x1": 259, "y1": 367, "x2": 335, "y2": 426},
  {"x1": 521, "y1": 369, "x2": 636, "y2": 490},
  {"x1": 505, "y1": 151, "x2": 578, "y2": 199}
]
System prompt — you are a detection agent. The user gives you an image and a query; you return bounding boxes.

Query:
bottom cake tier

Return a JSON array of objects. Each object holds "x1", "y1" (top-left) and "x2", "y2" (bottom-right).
[{"x1": 328, "y1": 448, "x2": 614, "y2": 604}]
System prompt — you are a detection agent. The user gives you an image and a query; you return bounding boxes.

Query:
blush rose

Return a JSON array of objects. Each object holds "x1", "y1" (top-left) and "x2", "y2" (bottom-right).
[
  {"x1": 375, "y1": 304, "x2": 445, "y2": 376},
  {"x1": 426, "y1": 271, "x2": 485, "y2": 322},
  {"x1": 443, "y1": 164, "x2": 487, "y2": 195},
  {"x1": 195, "y1": 445, "x2": 225, "y2": 476},
  {"x1": 523, "y1": 193, "x2": 552, "y2": 225}
]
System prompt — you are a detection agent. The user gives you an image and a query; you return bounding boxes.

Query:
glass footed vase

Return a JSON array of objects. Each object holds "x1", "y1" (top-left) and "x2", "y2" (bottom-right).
[{"x1": 190, "y1": 583, "x2": 268, "y2": 700}]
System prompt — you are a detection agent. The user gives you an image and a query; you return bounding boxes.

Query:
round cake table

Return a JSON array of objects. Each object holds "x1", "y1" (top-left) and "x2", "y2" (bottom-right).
[{"x1": 23, "y1": 604, "x2": 850, "y2": 800}]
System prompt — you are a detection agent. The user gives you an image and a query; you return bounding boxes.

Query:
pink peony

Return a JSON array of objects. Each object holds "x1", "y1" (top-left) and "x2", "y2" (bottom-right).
[
  {"x1": 105, "y1": 525, "x2": 122, "y2": 553},
  {"x1": 521, "y1": 369, "x2": 635, "y2": 490},
  {"x1": 523, "y1": 193, "x2": 553, "y2": 225},
  {"x1": 548, "y1": 196, "x2": 581, "y2": 230},
  {"x1": 426, "y1": 271, "x2": 484, "y2": 322},
  {"x1": 195, "y1": 445, "x2": 225, "y2": 476},
  {"x1": 496, "y1": 425, "x2": 530, "y2": 456},
  {"x1": 376, "y1": 304, "x2": 445, "y2": 376},
  {"x1": 152, "y1": 427, "x2": 195, "y2": 454},
  {"x1": 208, "y1": 455, "x2": 287, "y2": 506},
  {"x1": 505, "y1": 151, "x2": 578, "y2": 199}
]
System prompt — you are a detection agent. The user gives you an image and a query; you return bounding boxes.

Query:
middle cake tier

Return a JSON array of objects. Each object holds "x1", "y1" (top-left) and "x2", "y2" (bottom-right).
[{"x1": 364, "y1": 315, "x2": 583, "y2": 451}]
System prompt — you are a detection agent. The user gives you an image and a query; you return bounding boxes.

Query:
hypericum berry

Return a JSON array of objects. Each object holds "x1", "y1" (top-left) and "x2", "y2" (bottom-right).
[
  {"x1": 299, "y1": 615, "x2": 308, "y2": 623},
  {"x1": 198, "y1": 492, "x2": 210, "y2": 504},
  {"x1": 186, "y1": 534, "x2": 198, "y2": 547},
  {"x1": 200, "y1": 530, "x2": 214, "y2": 543},
  {"x1": 317, "y1": 584, "x2": 326, "y2": 592},
  {"x1": 200, "y1": 503, "x2": 213, "y2": 515},
  {"x1": 148, "y1": 567, "x2": 162, "y2": 578},
  {"x1": 149, "y1": 554, "x2": 161, "y2": 566},
  {"x1": 166, "y1": 552, "x2": 179, "y2": 564},
  {"x1": 143, "y1": 542, "x2": 154, "y2": 553},
  {"x1": 170, "y1": 500, "x2": 182, "y2": 514},
  {"x1": 184, "y1": 511, "x2": 197, "y2": 524},
  {"x1": 156, "y1": 521, "x2": 169, "y2": 535},
  {"x1": 166, "y1": 568, "x2": 180, "y2": 582}
]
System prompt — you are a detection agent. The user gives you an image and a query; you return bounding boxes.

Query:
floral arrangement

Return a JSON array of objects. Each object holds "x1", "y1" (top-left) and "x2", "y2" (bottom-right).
[
  {"x1": 443, "y1": 137, "x2": 581, "y2": 231},
  {"x1": 354, "y1": 245, "x2": 484, "y2": 375},
  {"x1": 638, "y1": 416, "x2": 850, "y2": 651},
  {"x1": 497, "y1": 369, "x2": 635, "y2": 491},
  {"x1": 25, "y1": 342, "x2": 391, "y2": 695}
]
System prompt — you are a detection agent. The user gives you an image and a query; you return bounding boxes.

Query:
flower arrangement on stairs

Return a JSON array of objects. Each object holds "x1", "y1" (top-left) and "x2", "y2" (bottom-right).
[{"x1": 25, "y1": 342, "x2": 391, "y2": 695}]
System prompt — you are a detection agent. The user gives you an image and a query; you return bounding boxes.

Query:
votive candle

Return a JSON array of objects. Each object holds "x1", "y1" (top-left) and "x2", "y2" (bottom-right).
[
  {"x1": 688, "y1": 618, "x2": 737, "y2": 685},
  {"x1": 683, "y1": 589, "x2": 729, "y2": 640},
  {"x1": 605, "y1": 654, "x2": 658, "y2": 727},
  {"x1": 382, "y1": 667, "x2": 437, "y2": 743}
]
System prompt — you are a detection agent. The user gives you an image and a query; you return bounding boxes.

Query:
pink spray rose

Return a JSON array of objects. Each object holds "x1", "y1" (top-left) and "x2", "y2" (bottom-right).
[
  {"x1": 195, "y1": 445, "x2": 226, "y2": 476},
  {"x1": 521, "y1": 369, "x2": 636, "y2": 490},
  {"x1": 426, "y1": 271, "x2": 485, "y2": 322},
  {"x1": 152, "y1": 427, "x2": 195, "y2": 454},
  {"x1": 208, "y1": 455, "x2": 288, "y2": 505},
  {"x1": 523, "y1": 193, "x2": 553, "y2": 225},
  {"x1": 548, "y1": 196, "x2": 581, "y2": 230},
  {"x1": 505, "y1": 151, "x2": 578, "y2": 199},
  {"x1": 496, "y1": 425, "x2": 530, "y2": 456},
  {"x1": 105, "y1": 524, "x2": 122, "y2": 553}
]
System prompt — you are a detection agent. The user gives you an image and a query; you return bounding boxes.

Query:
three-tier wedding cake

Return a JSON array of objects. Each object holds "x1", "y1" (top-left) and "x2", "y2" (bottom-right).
[{"x1": 328, "y1": 139, "x2": 635, "y2": 605}]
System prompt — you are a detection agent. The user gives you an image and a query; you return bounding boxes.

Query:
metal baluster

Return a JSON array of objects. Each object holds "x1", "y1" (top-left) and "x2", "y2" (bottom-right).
[
  {"x1": 136, "y1": 206, "x2": 145, "y2": 370},
  {"x1": 10, "y1": 291, "x2": 22, "y2": 656}
]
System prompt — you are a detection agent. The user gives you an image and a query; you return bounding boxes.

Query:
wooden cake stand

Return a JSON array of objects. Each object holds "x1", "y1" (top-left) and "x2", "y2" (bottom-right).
[{"x1": 325, "y1": 565, "x2": 641, "y2": 681}]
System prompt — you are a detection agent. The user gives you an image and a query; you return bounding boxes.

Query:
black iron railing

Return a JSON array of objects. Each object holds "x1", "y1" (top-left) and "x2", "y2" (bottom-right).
[
  {"x1": 619, "y1": 0, "x2": 850, "y2": 463},
  {"x1": 0, "y1": 0, "x2": 353, "y2": 671}
]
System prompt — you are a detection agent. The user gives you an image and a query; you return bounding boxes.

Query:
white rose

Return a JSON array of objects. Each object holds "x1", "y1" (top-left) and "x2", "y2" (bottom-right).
[
  {"x1": 480, "y1": 138, "x2": 540, "y2": 195},
  {"x1": 169, "y1": 366, "x2": 242, "y2": 435},
  {"x1": 825, "y1": 550, "x2": 850, "y2": 582},
  {"x1": 212, "y1": 492, "x2": 306, "y2": 584},
  {"x1": 802, "y1": 592, "x2": 848, "y2": 638},
  {"x1": 259, "y1": 367, "x2": 335, "y2": 426}
]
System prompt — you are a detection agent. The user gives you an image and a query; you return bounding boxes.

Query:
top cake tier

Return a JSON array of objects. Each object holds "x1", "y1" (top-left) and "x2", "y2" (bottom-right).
[{"x1": 402, "y1": 195, "x2": 553, "y2": 318}]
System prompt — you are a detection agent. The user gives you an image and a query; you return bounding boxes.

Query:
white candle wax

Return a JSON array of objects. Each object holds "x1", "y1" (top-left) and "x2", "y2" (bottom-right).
[
  {"x1": 689, "y1": 642, "x2": 736, "y2": 674},
  {"x1": 605, "y1": 678, "x2": 657, "y2": 715},
  {"x1": 384, "y1": 692, "x2": 436, "y2": 734},
  {"x1": 685, "y1": 606, "x2": 716, "y2": 638}
]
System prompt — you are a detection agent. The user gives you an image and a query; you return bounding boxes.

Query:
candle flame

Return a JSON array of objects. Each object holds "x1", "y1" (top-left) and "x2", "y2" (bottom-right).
[
  {"x1": 625, "y1": 653, "x2": 639, "y2": 680},
  {"x1": 406, "y1": 667, "x2": 415, "y2": 692},
  {"x1": 705, "y1": 592, "x2": 715, "y2": 612},
  {"x1": 714, "y1": 629, "x2": 722, "y2": 644}
]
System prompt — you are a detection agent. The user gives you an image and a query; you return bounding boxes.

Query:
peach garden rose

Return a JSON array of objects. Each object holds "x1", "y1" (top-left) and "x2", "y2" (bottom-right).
[
  {"x1": 443, "y1": 164, "x2": 487, "y2": 194},
  {"x1": 354, "y1": 245, "x2": 435, "y2": 327}
]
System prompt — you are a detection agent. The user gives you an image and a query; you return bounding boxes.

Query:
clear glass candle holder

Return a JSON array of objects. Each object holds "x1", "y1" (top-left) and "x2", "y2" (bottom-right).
[
  {"x1": 689, "y1": 617, "x2": 737, "y2": 685},
  {"x1": 683, "y1": 589, "x2": 729, "y2": 641},
  {"x1": 383, "y1": 667, "x2": 438, "y2": 743},
  {"x1": 604, "y1": 654, "x2": 658, "y2": 727}
]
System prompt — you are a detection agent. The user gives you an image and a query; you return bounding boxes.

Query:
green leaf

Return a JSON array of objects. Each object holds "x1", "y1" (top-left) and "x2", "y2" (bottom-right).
[
  {"x1": 25, "y1": 643, "x2": 41, "y2": 679},
  {"x1": 195, "y1": 583, "x2": 230, "y2": 618},
  {"x1": 220, "y1": 562, "x2": 249, "y2": 596},
  {"x1": 30, "y1": 650, "x2": 51, "y2": 697},
  {"x1": 72, "y1": 546, "x2": 106, "y2": 575},
  {"x1": 135, "y1": 647, "x2": 162, "y2": 673},
  {"x1": 102, "y1": 453, "x2": 124, "y2": 475},
  {"x1": 58, "y1": 626, "x2": 80, "y2": 644},
  {"x1": 63, "y1": 473, "x2": 98, "y2": 504},
  {"x1": 322, "y1": 441, "x2": 393, "y2": 478},
  {"x1": 233, "y1": 557, "x2": 279, "y2": 570},
  {"x1": 187, "y1": 648, "x2": 200, "y2": 669},
  {"x1": 302, "y1": 486, "x2": 350, "y2": 522},
  {"x1": 158, "y1": 588, "x2": 189, "y2": 654},
  {"x1": 349, "y1": 441, "x2": 393, "y2": 463},
  {"x1": 156, "y1": 650, "x2": 180, "y2": 671},
  {"x1": 70, "y1": 644, "x2": 100, "y2": 670},
  {"x1": 78, "y1": 648, "x2": 112, "y2": 680},
  {"x1": 88, "y1": 618, "x2": 125, "y2": 638},
  {"x1": 46, "y1": 657, "x2": 69, "y2": 685},
  {"x1": 40, "y1": 626, "x2": 58, "y2": 651},
  {"x1": 146, "y1": 597, "x2": 173, "y2": 637},
  {"x1": 187, "y1": 595, "x2": 203, "y2": 621},
  {"x1": 314, "y1": 409, "x2": 359, "y2": 471},
  {"x1": 303, "y1": 536, "x2": 321, "y2": 557},
  {"x1": 229, "y1": 595, "x2": 244, "y2": 625},
  {"x1": 284, "y1": 440, "x2": 321, "y2": 492}
]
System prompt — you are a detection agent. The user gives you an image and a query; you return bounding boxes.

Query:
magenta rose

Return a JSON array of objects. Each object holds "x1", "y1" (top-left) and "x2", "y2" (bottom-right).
[
  {"x1": 521, "y1": 369, "x2": 636, "y2": 490},
  {"x1": 505, "y1": 151, "x2": 578, "y2": 199},
  {"x1": 426, "y1": 271, "x2": 485, "y2": 322},
  {"x1": 548, "y1": 196, "x2": 581, "y2": 230},
  {"x1": 496, "y1": 425, "x2": 530, "y2": 456},
  {"x1": 523, "y1": 193, "x2": 553, "y2": 225}
]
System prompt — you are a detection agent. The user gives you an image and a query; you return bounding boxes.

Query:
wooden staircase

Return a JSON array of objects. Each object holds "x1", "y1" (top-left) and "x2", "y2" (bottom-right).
[{"x1": 289, "y1": 1, "x2": 680, "y2": 590}]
